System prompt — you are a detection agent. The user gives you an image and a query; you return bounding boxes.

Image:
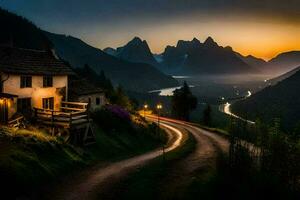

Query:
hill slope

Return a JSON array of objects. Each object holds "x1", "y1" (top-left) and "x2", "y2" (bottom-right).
[
  {"x1": 231, "y1": 68, "x2": 300, "y2": 131},
  {"x1": 46, "y1": 32, "x2": 178, "y2": 92},
  {"x1": 267, "y1": 51, "x2": 300, "y2": 74},
  {"x1": 236, "y1": 53, "x2": 268, "y2": 70},
  {"x1": 266, "y1": 66, "x2": 300, "y2": 86},
  {"x1": 0, "y1": 8, "x2": 51, "y2": 50}
]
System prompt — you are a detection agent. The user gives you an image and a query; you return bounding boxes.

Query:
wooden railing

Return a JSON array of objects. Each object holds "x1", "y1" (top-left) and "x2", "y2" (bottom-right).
[
  {"x1": 61, "y1": 101, "x2": 88, "y2": 112},
  {"x1": 8, "y1": 116, "x2": 25, "y2": 129},
  {"x1": 34, "y1": 102, "x2": 90, "y2": 128}
]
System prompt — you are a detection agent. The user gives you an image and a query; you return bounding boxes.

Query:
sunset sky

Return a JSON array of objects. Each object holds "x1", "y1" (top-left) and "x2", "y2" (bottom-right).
[{"x1": 1, "y1": 0, "x2": 300, "y2": 60}]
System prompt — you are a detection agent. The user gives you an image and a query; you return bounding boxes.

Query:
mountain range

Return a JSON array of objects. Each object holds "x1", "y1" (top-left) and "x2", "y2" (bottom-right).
[
  {"x1": 105, "y1": 37, "x2": 257, "y2": 75},
  {"x1": 2, "y1": 6, "x2": 300, "y2": 93},
  {"x1": 0, "y1": 8, "x2": 178, "y2": 92},
  {"x1": 45, "y1": 32, "x2": 178, "y2": 92},
  {"x1": 105, "y1": 37, "x2": 300, "y2": 76},
  {"x1": 231, "y1": 67, "x2": 300, "y2": 131}
]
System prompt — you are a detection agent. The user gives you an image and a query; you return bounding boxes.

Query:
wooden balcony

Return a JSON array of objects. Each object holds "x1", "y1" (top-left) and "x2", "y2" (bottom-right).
[{"x1": 34, "y1": 101, "x2": 90, "y2": 129}]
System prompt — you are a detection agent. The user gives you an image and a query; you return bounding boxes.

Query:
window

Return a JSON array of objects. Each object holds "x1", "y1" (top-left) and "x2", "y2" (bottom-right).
[
  {"x1": 0, "y1": 81, "x2": 3, "y2": 93},
  {"x1": 20, "y1": 76, "x2": 32, "y2": 88},
  {"x1": 17, "y1": 98, "x2": 31, "y2": 113},
  {"x1": 43, "y1": 76, "x2": 53, "y2": 87},
  {"x1": 96, "y1": 97, "x2": 101, "y2": 105},
  {"x1": 42, "y1": 97, "x2": 54, "y2": 110}
]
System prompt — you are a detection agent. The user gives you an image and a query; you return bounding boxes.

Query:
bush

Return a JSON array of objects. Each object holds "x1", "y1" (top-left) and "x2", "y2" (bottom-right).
[{"x1": 91, "y1": 105, "x2": 133, "y2": 133}]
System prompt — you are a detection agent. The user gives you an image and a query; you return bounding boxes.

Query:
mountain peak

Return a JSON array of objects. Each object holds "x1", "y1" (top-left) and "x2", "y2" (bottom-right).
[
  {"x1": 129, "y1": 36, "x2": 143, "y2": 45},
  {"x1": 204, "y1": 37, "x2": 218, "y2": 47},
  {"x1": 176, "y1": 38, "x2": 201, "y2": 50},
  {"x1": 103, "y1": 47, "x2": 117, "y2": 56},
  {"x1": 192, "y1": 37, "x2": 200, "y2": 43}
]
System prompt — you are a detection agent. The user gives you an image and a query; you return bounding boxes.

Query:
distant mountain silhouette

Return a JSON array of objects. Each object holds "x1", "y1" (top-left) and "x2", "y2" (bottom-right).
[
  {"x1": 0, "y1": 8, "x2": 51, "y2": 50},
  {"x1": 236, "y1": 53, "x2": 268, "y2": 69},
  {"x1": 159, "y1": 37, "x2": 256, "y2": 75},
  {"x1": 267, "y1": 51, "x2": 300, "y2": 74},
  {"x1": 266, "y1": 66, "x2": 300, "y2": 86},
  {"x1": 0, "y1": 8, "x2": 177, "y2": 92},
  {"x1": 46, "y1": 32, "x2": 178, "y2": 92},
  {"x1": 103, "y1": 47, "x2": 117, "y2": 56},
  {"x1": 104, "y1": 37, "x2": 160, "y2": 68},
  {"x1": 160, "y1": 38, "x2": 202, "y2": 73},
  {"x1": 232, "y1": 68, "x2": 300, "y2": 131}
]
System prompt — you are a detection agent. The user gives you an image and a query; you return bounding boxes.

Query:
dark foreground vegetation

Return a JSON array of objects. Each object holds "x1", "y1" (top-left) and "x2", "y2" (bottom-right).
[
  {"x1": 95, "y1": 114, "x2": 300, "y2": 200},
  {"x1": 0, "y1": 106, "x2": 163, "y2": 199},
  {"x1": 96, "y1": 129, "x2": 195, "y2": 199},
  {"x1": 189, "y1": 118, "x2": 300, "y2": 200}
]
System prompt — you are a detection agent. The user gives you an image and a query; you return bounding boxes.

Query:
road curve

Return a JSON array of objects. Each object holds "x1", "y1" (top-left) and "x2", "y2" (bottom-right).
[
  {"x1": 48, "y1": 122, "x2": 184, "y2": 200},
  {"x1": 152, "y1": 117, "x2": 230, "y2": 199},
  {"x1": 98, "y1": 116, "x2": 230, "y2": 199}
]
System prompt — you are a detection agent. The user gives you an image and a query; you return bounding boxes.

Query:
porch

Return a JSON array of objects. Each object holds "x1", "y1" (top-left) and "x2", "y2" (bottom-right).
[
  {"x1": 34, "y1": 101, "x2": 90, "y2": 129},
  {"x1": 34, "y1": 101, "x2": 95, "y2": 145}
]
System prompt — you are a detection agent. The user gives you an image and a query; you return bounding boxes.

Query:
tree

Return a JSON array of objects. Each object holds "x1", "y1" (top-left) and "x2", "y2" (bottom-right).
[
  {"x1": 203, "y1": 104, "x2": 212, "y2": 126},
  {"x1": 171, "y1": 81, "x2": 197, "y2": 121},
  {"x1": 74, "y1": 64, "x2": 115, "y2": 98},
  {"x1": 110, "y1": 85, "x2": 133, "y2": 111}
]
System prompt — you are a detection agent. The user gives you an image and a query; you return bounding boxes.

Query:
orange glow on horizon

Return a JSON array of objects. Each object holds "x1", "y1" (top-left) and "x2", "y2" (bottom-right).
[{"x1": 91, "y1": 16, "x2": 300, "y2": 60}]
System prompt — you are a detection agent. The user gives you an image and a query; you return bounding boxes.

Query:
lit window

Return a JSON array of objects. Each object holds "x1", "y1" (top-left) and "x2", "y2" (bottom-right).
[{"x1": 42, "y1": 97, "x2": 54, "y2": 110}]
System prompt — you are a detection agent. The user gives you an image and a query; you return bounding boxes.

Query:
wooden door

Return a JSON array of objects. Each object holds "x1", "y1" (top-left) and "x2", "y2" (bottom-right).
[{"x1": 0, "y1": 99, "x2": 8, "y2": 124}]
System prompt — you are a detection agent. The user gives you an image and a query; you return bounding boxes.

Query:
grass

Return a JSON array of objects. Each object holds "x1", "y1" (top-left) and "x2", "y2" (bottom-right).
[
  {"x1": 0, "y1": 115, "x2": 163, "y2": 199},
  {"x1": 86, "y1": 125, "x2": 163, "y2": 162},
  {"x1": 196, "y1": 124, "x2": 230, "y2": 137},
  {"x1": 0, "y1": 126, "x2": 85, "y2": 198},
  {"x1": 97, "y1": 130, "x2": 196, "y2": 200}
]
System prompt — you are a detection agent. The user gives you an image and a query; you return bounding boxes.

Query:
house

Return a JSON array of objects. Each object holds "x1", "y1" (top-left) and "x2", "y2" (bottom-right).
[
  {"x1": 68, "y1": 76, "x2": 107, "y2": 111},
  {"x1": 0, "y1": 46, "x2": 74, "y2": 123},
  {"x1": 0, "y1": 46, "x2": 99, "y2": 145}
]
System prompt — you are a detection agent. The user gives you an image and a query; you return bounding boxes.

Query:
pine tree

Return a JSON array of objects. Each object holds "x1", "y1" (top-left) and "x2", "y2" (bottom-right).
[
  {"x1": 203, "y1": 104, "x2": 212, "y2": 126},
  {"x1": 171, "y1": 81, "x2": 197, "y2": 121}
]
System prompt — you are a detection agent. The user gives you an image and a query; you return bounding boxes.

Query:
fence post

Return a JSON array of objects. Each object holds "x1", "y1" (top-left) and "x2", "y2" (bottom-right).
[
  {"x1": 51, "y1": 111, "x2": 54, "y2": 126},
  {"x1": 70, "y1": 113, "x2": 72, "y2": 126}
]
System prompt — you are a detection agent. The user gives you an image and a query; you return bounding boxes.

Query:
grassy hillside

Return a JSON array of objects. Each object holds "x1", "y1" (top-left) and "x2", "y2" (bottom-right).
[
  {"x1": 0, "y1": 112, "x2": 162, "y2": 199},
  {"x1": 232, "y1": 70, "x2": 300, "y2": 132}
]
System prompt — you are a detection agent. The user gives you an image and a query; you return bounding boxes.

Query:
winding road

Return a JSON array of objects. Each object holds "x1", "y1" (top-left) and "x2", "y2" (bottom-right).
[{"x1": 48, "y1": 116, "x2": 230, "y2": 200}]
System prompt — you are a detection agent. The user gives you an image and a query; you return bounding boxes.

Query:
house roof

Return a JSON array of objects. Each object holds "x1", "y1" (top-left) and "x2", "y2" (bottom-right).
[
  {"x1": 0, "y1": 93, "x2": 18, "y2": 99},
  {"x1": 69, "y1": 76, "x2": 104, "y2": 98},
  {"x1": 0, "y1": 47, "x2": 75, "y2": 75}
]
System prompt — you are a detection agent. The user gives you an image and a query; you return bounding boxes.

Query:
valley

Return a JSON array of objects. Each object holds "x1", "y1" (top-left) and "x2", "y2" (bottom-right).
[{"x1": 0, "y1": 2, "x2": 300, "y2": 200}]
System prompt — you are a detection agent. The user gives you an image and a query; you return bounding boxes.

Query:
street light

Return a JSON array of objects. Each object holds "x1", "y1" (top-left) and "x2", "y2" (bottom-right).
[
  {"x1": 143, "y1": 104, "x2": 148, "y2": 118},
  {"x1": 156, "y1": 104, "x2": 162, "y2": 125},
  {"x1": 156, "y1": 103, "x2": 165, "y2": 161}
]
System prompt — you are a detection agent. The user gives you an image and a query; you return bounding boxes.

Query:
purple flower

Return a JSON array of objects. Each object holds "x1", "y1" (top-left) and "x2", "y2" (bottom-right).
[{"x1": 105, "y1": 105, "x2": 131, "y2": 121}]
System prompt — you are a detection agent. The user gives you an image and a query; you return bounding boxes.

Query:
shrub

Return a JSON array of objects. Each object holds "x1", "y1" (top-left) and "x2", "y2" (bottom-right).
[{"x1": 91, "y1": 105, "x2": 132, "y2": 132}]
